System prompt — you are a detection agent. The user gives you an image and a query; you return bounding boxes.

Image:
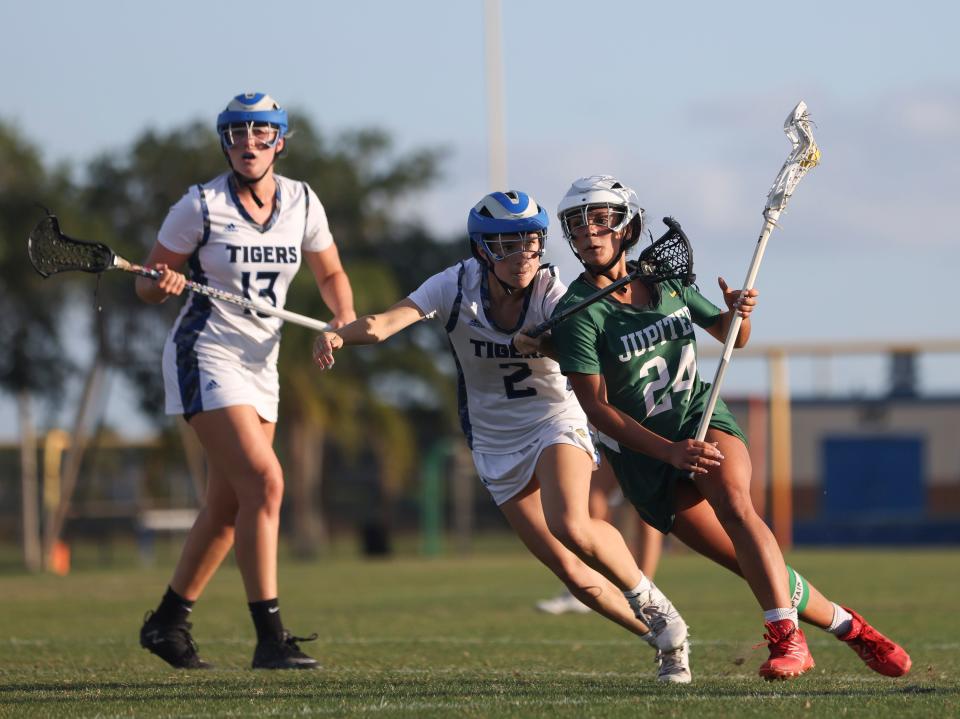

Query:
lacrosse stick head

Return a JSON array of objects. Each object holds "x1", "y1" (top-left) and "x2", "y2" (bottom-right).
[
  {"x1": 636, "y1": 217, "x2": 696, "y2": 285},
  {"x1": 765, "y1": 101, "x2": 821, "y2": 216},
  {"x1": 27, "y1": 213, "x2": 116, "y2": 278}
]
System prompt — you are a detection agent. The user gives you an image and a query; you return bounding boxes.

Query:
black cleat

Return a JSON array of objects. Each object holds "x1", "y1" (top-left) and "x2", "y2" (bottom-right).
[
  {"x1": 252, "y1": 630, "x2": 320, "y2": 669},
  {"x1": 139, "y1": 611, "x2": 212, "y2": 669}
]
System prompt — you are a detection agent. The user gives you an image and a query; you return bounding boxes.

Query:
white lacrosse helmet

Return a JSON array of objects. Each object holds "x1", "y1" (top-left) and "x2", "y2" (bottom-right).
[{"x1": 557, "y1": 175, "x2": 644, "y2": 244}]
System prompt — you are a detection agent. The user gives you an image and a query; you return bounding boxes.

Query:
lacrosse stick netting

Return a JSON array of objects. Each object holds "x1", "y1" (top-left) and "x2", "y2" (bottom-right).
[
  {"x1": 527, "y1": 217, "x2": 695, "y2": 339},
  {"x1": 28, "y1": 214, "x2": 115, "y2": 277}
]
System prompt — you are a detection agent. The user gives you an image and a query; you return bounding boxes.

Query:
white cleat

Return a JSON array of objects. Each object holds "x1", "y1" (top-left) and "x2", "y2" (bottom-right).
[
  {"x1": 633, "y1": 582, "x2": 688, "y2": 651},
  {"x1": 535, "y1": 590, "x2": 591, "y2": 615},
  {"x1": 656, "y1": 640, "x2": 692, "y2": 684}
]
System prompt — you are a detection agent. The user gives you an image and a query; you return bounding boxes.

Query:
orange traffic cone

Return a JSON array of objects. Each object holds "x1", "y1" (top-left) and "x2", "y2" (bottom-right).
[{"x1": 50, "y1": 540, "x2": 71, "y2": 576}]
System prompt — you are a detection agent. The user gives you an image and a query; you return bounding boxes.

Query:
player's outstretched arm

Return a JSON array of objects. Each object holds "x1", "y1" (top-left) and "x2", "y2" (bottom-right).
[
  {"x1": 705, "y1": 277, "x2": 759, "y2": 348},
  {"x1": 312, "y1": 298, "x2": 426, "y2": 370},
  {"x1": 303, "y1": 246, "x2": 357, "y2": 329}
]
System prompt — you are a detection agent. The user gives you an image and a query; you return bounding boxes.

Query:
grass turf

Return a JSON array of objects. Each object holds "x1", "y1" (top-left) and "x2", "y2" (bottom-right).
[{"x1": 0, "y1": 542, "x2": 956, "y2": 718}]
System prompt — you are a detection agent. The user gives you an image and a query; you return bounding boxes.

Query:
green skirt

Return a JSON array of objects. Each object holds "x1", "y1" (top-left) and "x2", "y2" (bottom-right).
[{"x1": 602, "y1": 401, "x2": 747, "y2": 533}]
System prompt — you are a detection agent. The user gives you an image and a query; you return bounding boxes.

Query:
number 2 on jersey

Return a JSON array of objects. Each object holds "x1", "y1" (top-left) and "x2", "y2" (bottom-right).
[
  {"x1": 241, "y1": 271, "x2": 280, "y2": 317},
  {"x1": 500, "y1": 362, "x2": 537, "y2": 399},
  {"x1": 639, "y1": 344, "x2": 696, "y2": 418}
]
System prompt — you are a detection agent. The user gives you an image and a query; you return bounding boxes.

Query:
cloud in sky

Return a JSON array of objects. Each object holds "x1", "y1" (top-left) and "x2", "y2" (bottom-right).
[{"x1": 416, "y1": 87, "x2": 959, "y2": 255}]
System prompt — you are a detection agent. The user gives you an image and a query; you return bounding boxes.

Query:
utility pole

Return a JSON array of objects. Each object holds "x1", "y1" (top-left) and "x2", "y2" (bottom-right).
[{"x1": 484, "y1": 0, "x2": 507, "y2": 190}]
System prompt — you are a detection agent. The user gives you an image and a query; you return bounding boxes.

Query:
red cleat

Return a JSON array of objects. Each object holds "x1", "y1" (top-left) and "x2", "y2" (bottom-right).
[
  {"x1": 758, "y1": 619, "x2": 815, "y2": 681},
  {"x1": 838, "y1": 607, "x2": 911, "y2": 677}
]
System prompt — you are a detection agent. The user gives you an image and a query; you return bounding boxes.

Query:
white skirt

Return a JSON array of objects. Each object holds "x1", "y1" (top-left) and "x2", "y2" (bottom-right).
[
  {"x1": 472, "y1": 420, "x2": 597, "y2": 506},
  {"x1": 162, "y1": 341, "x2": 280, "y2": 423}
]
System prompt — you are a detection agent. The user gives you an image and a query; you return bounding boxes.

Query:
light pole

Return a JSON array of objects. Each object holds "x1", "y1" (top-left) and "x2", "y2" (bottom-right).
[{"x1": 484, "y1": 0, "x2": 507, "y2": 190}]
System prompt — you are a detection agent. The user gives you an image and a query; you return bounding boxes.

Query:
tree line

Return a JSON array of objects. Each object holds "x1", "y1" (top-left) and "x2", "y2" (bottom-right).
[{"x1": 0, "y1": 113, "x2": 467, "y2": 568}]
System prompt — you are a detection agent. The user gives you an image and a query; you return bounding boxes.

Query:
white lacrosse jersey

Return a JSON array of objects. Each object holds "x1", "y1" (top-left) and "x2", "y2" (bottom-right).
[
  {"x1": 408, "y1": 258, "x2": 588, "y2": 453},
  {"x1": 158, "y1": 172, "x2": 334, "y2": 368}
]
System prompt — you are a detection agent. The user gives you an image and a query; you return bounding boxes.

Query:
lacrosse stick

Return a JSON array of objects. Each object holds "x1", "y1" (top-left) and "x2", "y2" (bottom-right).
[
  {"x1": 692, "y1": 101, "x2": 820, "y2": 448},
  {"x1": 526, "y1": 216, "x2": 696, "y2": 338},
  {"x1": 27, "y1": 212, "x2": 331, "y2": 332}
]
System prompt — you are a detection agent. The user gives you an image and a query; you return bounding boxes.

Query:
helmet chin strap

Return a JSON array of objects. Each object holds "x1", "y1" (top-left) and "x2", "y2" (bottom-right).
[
  {"x1": 572, "y1": 222, "x2": 639, "y2": 290},
  {"x1": 226, "y1": 150, "x2": 277, "y2": 208},
  {"x1": 496, "y1": 275, "x2": 521, "y2": 296},
  {"x1": 583, "y1": 244, "x2": 626, "y2": 282},
  {"x1": 570, "y1": 238, "x2": 628, "y2": 289},
  {"x1": 481, "y1": 253, "x2": 543, "y2": 297},
  {"x1": 483, "y1": 258, "x2": 523, "y2": 296}
]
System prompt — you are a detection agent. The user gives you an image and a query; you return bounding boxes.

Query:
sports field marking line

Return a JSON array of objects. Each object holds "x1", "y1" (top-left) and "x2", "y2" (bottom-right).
[
  {"x1": 376, "y1": 667, "x2": 910, "y2": 683},
  {"x1": 292, "y1": 636, "x2": 952, "y2": 650},
  {"x1": 4, "y1": 636, "x2": 956, "y2": 650}
]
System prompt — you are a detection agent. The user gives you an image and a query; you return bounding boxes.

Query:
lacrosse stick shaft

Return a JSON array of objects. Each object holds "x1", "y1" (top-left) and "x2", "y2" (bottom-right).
[
  {"x1": 527, "y1": 271, "x2": 635, "y2": 338},
  {"x1": 692, "y1": 209, "x2": 780, "y2": 443},
  {"x1": 527, "y1": 217, "x2": 693, "y2": 339},
  {"x1": 114, "y1": 257, "x2": 331, "y2": 333}
]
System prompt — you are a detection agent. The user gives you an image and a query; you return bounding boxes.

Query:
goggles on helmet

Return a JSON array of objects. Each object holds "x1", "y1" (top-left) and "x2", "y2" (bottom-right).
[
  {"x1": 560, "y1": 204, "x2": 628, "y2": 239},
  {"x1": 480, "y1": 231, "x2": 545, "y2": 261},
  {"x1": 220, "y1": 122, "x2": 282, "y2": 150}
]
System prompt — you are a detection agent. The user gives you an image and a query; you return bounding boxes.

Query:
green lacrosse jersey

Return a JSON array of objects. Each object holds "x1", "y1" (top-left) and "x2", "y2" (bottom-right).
[{"x1": 551, "y1": 273, "x2": 746, "y2": 531}]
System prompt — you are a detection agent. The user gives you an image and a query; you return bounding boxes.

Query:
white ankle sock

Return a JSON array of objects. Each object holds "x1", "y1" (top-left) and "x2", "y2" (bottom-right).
[
  {"x1": 624, "y1": 576, "x2": 652, "y2": 598},
  {"x1": 826, "y1": 603, "x2": 854, "y2": 636},
  {"x1": 763, "y1": 607, "x2": 798, "y2": 628},
  {"x1": 640, "y1": 631, "x2": 658, "y2": 647}
]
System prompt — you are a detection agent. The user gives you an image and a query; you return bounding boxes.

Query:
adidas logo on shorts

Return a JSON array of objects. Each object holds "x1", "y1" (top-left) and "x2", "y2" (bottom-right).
[{"x1": 204, "y1": 379, "x2": 221, "y2": 391}]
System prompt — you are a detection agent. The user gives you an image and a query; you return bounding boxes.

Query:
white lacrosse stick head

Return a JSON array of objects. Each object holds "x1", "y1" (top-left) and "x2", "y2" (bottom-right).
[{"x1": 764, "y1": 101, "x2": 821, "y2": 216}]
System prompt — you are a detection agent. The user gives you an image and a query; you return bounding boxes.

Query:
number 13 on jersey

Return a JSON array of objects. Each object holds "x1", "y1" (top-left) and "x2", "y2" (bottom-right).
[{"x1": 241, "y1": 271, "x2": 279, "y2": 317}]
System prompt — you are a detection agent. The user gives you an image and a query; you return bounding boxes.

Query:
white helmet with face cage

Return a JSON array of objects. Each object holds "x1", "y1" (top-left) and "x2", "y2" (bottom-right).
[
  {"x1": 557, "y1": 175, "x2": 645, "y2": 273},
  {"x1": 557, "y1": 175, "x2": 644, "y2": 242}
]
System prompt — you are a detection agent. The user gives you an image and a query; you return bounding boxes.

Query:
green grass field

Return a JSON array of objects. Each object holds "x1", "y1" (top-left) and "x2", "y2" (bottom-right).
[{"x1": 0, "y1": 540, "x2": 957, "y2": 718}]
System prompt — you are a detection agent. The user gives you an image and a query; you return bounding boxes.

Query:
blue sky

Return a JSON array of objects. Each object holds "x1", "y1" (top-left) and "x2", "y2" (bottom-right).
[{"x1": 2, "y1": 0, "x2": 959, "y2": 437}]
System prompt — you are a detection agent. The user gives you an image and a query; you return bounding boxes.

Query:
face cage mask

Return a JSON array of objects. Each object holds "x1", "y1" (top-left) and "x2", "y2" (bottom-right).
[
  {"x1": 561, "y1": 204, "x2": 639, "y2": 279},
  {"x1": 559, "y1": 203, "x2": 629, "y2": 242},
  {"x1": 220, "y1": 122, "x2": 282, "y2": 150},
  {"x1": 479, "y1": 232, "x2": 546, "y2": 262}
]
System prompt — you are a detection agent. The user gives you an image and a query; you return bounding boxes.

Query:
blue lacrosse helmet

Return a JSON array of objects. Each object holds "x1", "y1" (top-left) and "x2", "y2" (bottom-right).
[
  {"x1": 216, "y1": 92, "x2": 288, "y2": 148},
  {"x1": 468, "y1": 191, "x2": 548, "y2": 261}
]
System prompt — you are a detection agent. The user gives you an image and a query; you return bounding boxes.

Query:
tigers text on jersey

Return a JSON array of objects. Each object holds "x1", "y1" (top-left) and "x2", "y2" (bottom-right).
[
  {"x1": 158, "y1": 172, "x2": 334, "y2": 368},
  {"x1": 408, "y1": 259, "x2": 588, "y2": 454}
]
